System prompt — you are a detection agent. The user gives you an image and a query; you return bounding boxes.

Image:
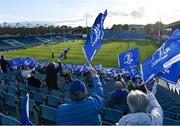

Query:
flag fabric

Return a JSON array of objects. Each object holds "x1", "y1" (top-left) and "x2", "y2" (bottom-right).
[
  {"x1": 8, "y1": 57, "x2": 24, "y2": 69},
  {"x1": 128, "y1": 67, "x2": 141, "y2": 78},
  {"x1": 79, "y1": 64, "x2": 90, "y2": 73},
  {"x1": 37, "y1": 61, "x2": 48, "y2": 69},
  {"x1": 141, "y1": 29, "x2": 180, "y2": 84},
  {"x1": 83, "y1": 10, "x2": 107, "y2": 64},
  {"x1": 118, "y1": 48, "x2": 140, "y2": 70},
  {"x1": 71, "y1": 63, "x2": 78, "y2": 73},
  {"x1": 158, "y1": 61, "x2": 180, "y2": 84},
  {"x1": 58, "y1": 54, "x2": 64, "y2": 59},
  {"x1": 22, "y1": 93, "x2": 32, "y2": 125},
  {"x1": 23, "y1": 58, "x2": 36, "y2": 68}
]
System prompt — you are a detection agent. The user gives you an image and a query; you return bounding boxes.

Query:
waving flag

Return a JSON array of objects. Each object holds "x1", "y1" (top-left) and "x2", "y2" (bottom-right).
[
  {"x1": 23, "y1": 58, "x2": 36, "y2": 68},
  {"x1": 22, "y1": 93, "x2": 32, "y2": 125},
  {"x1": 8, "y1": 58, "x2": 24, "y2": 69},
  {"x1": 158, "y1": 61, "x2": 180, "y2": 84},
  {"x1": 141, "y1": 29, "x2": 180, "y2": 84},
  {"x1": 58, "y1": 54, "x2": 64, "y2": 59},
  {"x1": 118, "y1": 48, "x2": 140, "y2": 70},
  {"x1": 129, "y1": 67, "x2": 141, "y2": 78},
  {"x1": 83, "y1": 10, "x2": 107, "y2": 64}
]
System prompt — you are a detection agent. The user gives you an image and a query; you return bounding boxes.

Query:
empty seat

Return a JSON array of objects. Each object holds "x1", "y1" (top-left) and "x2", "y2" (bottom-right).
[
  {"x1": 2, "y1": 93, "x2": 19, "y2": 118},
  {"x1": 176, "y1": 113, "x2": 180, "y2": 120},
  {"x1": 31, "y1": 91, "x2": 45, "y2": 105},
  {"x1": 39, "y1": 105, "x2": 57, "y2": 125},
  {"x1": 0, "y1": 113, "x2": 21, "y2": 125},
  {"x1": 46, "y1": 95, "x2": 62, "y2": 108},
  {"x1": 102, "y1": 108, "x2": 123, "y2": 125},
  {"x1": 163, "y1": 118, "x2": 180, "y2": 125},
  {"x1": 164, "y1": 110, "x2": 175, "y2": 119},
  {"x1": 169, "y1": 106, "x2": 180, "y2": 114},
  {"x1": 7, "y1": 86, "x2": 17, "y2": 96},
  {"x1": 48, "y1": 90, "x2": 61, "y2": 98},
  {"x1": 112, "y1": 104, "x2": 129, "y2": 114}
]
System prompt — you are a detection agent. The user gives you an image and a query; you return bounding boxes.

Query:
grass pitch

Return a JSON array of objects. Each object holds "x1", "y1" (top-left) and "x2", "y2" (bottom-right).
[{"x1": 0, "y1": 40, "x2": 159, "y2": 68}]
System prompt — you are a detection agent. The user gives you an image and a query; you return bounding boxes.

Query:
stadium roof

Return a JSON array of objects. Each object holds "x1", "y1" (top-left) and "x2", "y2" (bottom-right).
[{"x1": 163, "y1": 20, "x2": 180, "y2": 28}]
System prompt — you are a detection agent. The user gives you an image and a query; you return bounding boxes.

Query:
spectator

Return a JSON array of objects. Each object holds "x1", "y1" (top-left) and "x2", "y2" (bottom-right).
[
  {"x1": 28, "y1": 71, "x2": 41, "y2": 88},
  {"x1": 56, "y1": 67, "x2": 104, "y2": 125},
  {"x1": 109, "y1": 81, "x2": 129, "y2": 105},
  {"x1": 21, "y1": 66, "x2": 34, "y2": 78},
  {"x1": 64, "y1": 48, "x2": 70, "y2": 59},
  {"x1": 116, "y1": 89, "x2": 163, "y2": 125},
  {"x1": 0, "y1": 55, "x2": 9, "y2": 73},
  {"x1": 14, "y1": 67, "x2": 23, "y2": 83},
  {"x1": 45, "y1": 60, "x2": 62, "y2": 90},
  {"x1": 61, "y1": 70, "x2": 73, "y2": 85},
  {"x1": 127, "y1": 80, "x2": 136, "y2": 92}
]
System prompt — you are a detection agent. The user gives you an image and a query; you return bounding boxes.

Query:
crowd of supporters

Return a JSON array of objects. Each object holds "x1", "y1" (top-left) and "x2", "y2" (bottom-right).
[{"x1": 0, "y1": 55, "x2": 163, "y2": 125}]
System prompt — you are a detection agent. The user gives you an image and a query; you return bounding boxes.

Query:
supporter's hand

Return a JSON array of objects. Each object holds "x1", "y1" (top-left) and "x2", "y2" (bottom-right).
[
  {"x1": 155, "y1": 77, "x2": 159, "y2": 83},
  {"x1": 90, "y1": 67, "x2": 97, "y2": 77}
]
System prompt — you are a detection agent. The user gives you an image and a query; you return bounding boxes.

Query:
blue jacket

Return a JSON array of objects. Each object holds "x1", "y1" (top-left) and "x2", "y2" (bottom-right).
[
  {"x1": 110, "y1": 89, "x2": 129, "y2": 99},
  {"x1": 56, "y1": 75, "x2": 104, "y2": 125}
]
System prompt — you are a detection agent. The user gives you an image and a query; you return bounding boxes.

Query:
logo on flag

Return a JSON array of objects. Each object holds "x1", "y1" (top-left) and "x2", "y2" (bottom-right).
[
  {"x1": 118, "y1": 48, "x2": 140, "y2": 70},
  {"x1": 124, "y1": 52, "x2": 133, "y2": 64}
]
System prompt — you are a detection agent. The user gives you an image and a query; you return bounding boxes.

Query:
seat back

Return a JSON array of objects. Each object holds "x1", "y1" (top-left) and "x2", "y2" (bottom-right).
[
  {"x1": 31, "y1": 91, "x2": 45, "y2": 104},
  {"x1": 46, "y1": 95, "x2": 61, "y2": 108},
  {"x1": 102, "y1": 108, "x2": 123, "y2": 123},
  {"x1": 164, "y1": 110, "x2": 175, "y2": 119},
  {"x1": 163, "y1": 118, "x2": 180, "y2": 125},
  {"x1": 0, "y1": 113, "x2": 21, "y2": 125},
  {"x1": 4, "y1": 93, "x2": 18, "y2": 107},
  {"x1": 40, "y1": 105, "x2": 57, "y2": 123}
]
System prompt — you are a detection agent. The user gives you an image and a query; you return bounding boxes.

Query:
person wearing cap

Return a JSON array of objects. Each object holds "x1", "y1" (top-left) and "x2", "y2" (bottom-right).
[{"x1": 56, "y1": 67, "x2": 104, "y2": 125}]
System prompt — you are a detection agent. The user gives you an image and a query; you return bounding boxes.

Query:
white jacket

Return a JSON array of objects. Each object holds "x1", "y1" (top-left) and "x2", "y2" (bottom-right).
[{"x1": 116, "y1": 93, "x2": 163, "y2": 125}]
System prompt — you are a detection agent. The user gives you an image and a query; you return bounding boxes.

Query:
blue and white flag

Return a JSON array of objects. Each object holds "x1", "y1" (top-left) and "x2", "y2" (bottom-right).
[
  {"x1": 141, "y1": 29, "x2": 180, "y2": 84},
  {"x1": 8, "y1": 57, "x2": 24, "y2": 69},
  {"x1": 158, "y1": 61, "x2": 180, "y2": 84},
  {"x1": 118, "y1": 48, "x2": 140, "y2": 70},
  {"x1": 22, "y1": 93, "x2": 32, "y2": 125},
  {"x1": 83, "y1": 10, "x2": 107, "y2": 64},
  {"x1": 38, "y1": 61, "x2": 49, "y2": 69},
  {"x1": 23, "y1": 58, "x2": 36, "y2": 68},
  {"x1": 129, "y1": 67, "x2": 141, "y2": 78},
  {"x1": 58, "y1": 54, "x2": 64, "y2": 59},
  {"x1": 79, "y1": 64, "x2": 90, "y2": 73}
]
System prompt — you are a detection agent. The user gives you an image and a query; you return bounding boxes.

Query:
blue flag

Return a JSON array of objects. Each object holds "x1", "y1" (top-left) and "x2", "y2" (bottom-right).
[
  {"x1": 83, "y1": 10, "x2": 107, "y2": 64},
  {"x1": 141, "y1": 29, "x2": 180, "y2": 84},
  {"x1": 128, "y1": 67, "x2": 141, "y2": 78},
  {"x1": 8, "y1": 57, "x2": 24, "y2": 69},
  {"x1": 118, "y1": 48, "x2": 140, "y2": 70},
  {"x1": 23, "y1": 58, "x2": 36, "y2": 68},
  {"x1": 22, "y1": 93, "x2": 32, "y2": 125},
  {"x1": 58, "y1": 54, "x2": 64, "y2": 59},
  {"x1": 158, "y1": 61, "x2": 180, "y2": 84}
]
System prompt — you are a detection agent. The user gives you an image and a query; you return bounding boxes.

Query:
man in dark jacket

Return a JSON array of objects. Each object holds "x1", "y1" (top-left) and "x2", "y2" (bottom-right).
[
  {"x1": 0, "y1": 55, "x2": 9, "y2": 73},
  {"x1": 28, "y1": 71, "x2": 41, "y2": 88},
  {"x1": 45, "y1": 60, "x2": 62, "y2": 90}
]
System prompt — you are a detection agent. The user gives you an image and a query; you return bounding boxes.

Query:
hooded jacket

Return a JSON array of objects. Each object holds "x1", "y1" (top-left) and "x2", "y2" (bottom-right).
[{"x1": 116, "y1": 93, "x2": 163, "y2": 125}]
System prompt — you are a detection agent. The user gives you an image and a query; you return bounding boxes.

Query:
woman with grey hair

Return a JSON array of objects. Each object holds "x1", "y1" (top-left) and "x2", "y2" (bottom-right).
[{"x1": 116, "y1": 84, "x2": 163, "y2": 125}]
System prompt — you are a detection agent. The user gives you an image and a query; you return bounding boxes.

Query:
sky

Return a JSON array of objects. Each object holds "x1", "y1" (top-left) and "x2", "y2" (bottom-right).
[{"x1": 0, "y1": 0, "x2": 180, "y2": 28}]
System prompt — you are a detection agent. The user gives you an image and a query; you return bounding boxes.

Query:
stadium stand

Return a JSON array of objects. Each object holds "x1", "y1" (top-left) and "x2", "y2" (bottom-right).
[
  {"x1": 0, "y1": 35, "x2": 73, "y2": 51},
  {"x1": 0, "y1": 64, "x2": 180, "y2": 125},
  {"x1": 104, "y1": 31, "x2": 147, "y2": 40}
]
